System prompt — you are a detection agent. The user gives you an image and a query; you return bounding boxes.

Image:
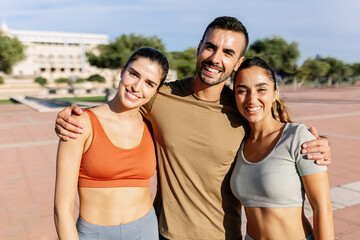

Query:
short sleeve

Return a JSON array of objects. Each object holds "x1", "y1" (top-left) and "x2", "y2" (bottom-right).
[{"x1": 294, "y1": 124, "x2": 327, "y2": 176}]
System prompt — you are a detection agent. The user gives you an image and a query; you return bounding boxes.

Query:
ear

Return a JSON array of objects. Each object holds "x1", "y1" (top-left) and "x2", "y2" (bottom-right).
[
  {"x1": 233, "y1": 56, "x2": 245, "y2": 71},
  {"x1": 273, "y1": 88, "x2": 279, "y2": 101},
  {"x1": 196, "y1": 40, "x2": 203, "y2": 58}
]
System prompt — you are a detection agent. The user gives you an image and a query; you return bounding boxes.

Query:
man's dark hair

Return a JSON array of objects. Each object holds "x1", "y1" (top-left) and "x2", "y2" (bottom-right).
[{"x1": 201, "y1": 16, "x2": 249, "y2": 56}]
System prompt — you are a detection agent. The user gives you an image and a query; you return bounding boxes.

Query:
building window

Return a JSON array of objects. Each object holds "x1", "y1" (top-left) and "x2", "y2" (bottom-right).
[
  {"x1": 40, "y1": 68, "x2": 46, "y2": 72},
  {"x1": 70, "y1": 68, "x2": 75, "y2": 72},
  {"x1": 51, "y1": 68, "x2": 56, "y2": 72},
  {"x1": 60, "y1": 68, "x2": 65, "y2": 72}
]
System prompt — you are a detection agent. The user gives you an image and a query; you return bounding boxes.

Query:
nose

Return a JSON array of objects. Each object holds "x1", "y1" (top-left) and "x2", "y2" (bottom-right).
[
  {"x1": 209, "y1": 49, "x2": 221, "y2": 65},
  {"x1": 131, "y1": 79, "x2": 144, "y2": 92},
  {"x1": 247, "y1": 90, "x2": 257, "y2": 104}
]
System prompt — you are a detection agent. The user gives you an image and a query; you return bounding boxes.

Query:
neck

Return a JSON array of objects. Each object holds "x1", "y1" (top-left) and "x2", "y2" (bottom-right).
[
  {"x1": 248, "y1": 118, "x2": 284, "y2": 140},
  {"x1": 107, "y1": 94, "x2": 142, "y2": 119},
  {"x1": 191, "y1": 75, "x2": 226, "y2": 101}
]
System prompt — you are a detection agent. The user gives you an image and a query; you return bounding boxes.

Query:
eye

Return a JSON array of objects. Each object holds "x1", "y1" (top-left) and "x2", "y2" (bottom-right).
[
  {"x1": 236, "y1": 89, "x2": 246, "y2": 95},
  {"x1": 205, "y1": 44, "x2": 215, "y2": 51},
  {"x1": 258, "y1": 88, "x2": 267, "y2": 92},
  {"x1": 129, "y1": 71, "x2": 137, "y2": 77},
  {"x1": 145, "y1": 81, "x2": 155, "y2": 88},
  {"x1": 224, "y1": 50, "x2": 233, "y2": 57}
]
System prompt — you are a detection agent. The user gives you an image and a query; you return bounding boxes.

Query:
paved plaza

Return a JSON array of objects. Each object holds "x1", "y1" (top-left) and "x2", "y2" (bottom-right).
[{"x1": 0, "y1": 85, "x2": 359, "y2": 239}]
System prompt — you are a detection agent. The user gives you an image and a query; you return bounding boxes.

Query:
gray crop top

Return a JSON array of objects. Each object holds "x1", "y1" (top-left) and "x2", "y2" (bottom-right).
[{"x1": 230, "y1": 123, "x2": 327, "y2": 208}]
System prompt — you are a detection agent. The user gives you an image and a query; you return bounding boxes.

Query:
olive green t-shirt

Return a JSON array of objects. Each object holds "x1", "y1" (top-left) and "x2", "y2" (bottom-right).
[{"x1": 141, "y1": 78, "x2": 246, "y2": 240}]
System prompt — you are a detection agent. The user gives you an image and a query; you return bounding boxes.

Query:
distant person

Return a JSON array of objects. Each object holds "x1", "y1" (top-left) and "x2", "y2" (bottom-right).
[
  {"x1": 54, "y1": 17, "x2": 332, "y2": 239},
  {"x1": 54, "y1": 47, "x2": 169, "y2": 240},
  {"x1": 231, "y1": 57, "x2": 334, "y2": 240}
]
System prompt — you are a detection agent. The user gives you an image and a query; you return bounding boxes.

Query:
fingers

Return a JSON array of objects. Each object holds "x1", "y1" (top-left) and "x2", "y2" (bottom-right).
[
  {"x1": 54, "y1": 106, "x2": 84, "y2": 140},
  {"x1": 314, "y1": 158, "x2": 331, "y2": 166},
  {"x1": 55, "y1": 117, "x2": 82, "y2": 139},
  {"x1": 301, "y1": 137, "x2": 329, "y2": 150},
  {"x1": 301, "y1": 137, "x2": 331, "y2": 166},
  {"x1": 70, "y1": 104, "x2": 83, "y2": 116},
  {"x1": 308, "y1": 126, "x2": 319, "y2": 139}
]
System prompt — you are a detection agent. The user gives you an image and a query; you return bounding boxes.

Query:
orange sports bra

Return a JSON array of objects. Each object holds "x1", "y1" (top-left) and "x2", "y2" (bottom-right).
[{"x1": 78, "y1": 109, "x2": 156, "y2": 188}]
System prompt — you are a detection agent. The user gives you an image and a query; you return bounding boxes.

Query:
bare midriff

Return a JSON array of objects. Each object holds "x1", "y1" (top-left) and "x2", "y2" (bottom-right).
[
  {"x1": 245, "y1": 206, "x2": 313, "y2": 239},
  {"x1": 78, "y1": 187, "x2": 153, "y2": 226}
]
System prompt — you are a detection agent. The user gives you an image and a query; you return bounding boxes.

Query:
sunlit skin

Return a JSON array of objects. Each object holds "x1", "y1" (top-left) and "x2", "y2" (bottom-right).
[
  {"x1": 54, "y1": 31, "x2": 332, "y2": 169},
  {"x1": 234, "y1": 66, "x2": 333, "y2": 239},
  {"x1": 192, "y1": 28, "x2": 245, "y2": 101},
  {"x1": 117, "y1": 57, "x2": 162, "y2": 110},
  {"x1": 54, "y1": 57, "x2": 163, "y2": 239}
]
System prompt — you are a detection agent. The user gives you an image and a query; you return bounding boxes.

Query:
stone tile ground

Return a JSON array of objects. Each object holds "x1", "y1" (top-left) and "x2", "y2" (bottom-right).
[{"x1": 0, "y1": 85, "x2": 359, "y2": 239}]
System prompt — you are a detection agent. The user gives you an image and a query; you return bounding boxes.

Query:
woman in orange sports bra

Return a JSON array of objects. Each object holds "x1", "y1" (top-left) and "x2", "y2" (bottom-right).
[{"x1": 54, "y1": 48, "x2": 169, "y2": 240}]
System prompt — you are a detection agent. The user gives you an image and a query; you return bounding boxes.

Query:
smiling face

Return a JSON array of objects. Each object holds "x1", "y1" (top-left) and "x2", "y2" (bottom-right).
[
  {"x1": 117, "y1": 57, "x2": 162, "y2": 110},
  {"x1": 196, "y1": 28, "x2": 245, "y2": 86},
  {"x1": 234, "y1": 66, "x2": 278, "y2": 124}
]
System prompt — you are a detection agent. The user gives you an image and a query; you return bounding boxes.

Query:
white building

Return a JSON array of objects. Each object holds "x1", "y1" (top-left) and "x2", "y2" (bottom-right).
[{"x1": 1, "y1": 20, "x2": 110, "y2": 83}]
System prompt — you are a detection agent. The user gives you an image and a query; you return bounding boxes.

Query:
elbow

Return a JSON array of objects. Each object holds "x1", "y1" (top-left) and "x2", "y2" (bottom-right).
[
  {"x1": 312, "y1": 201, "x2": 333, "y2": 216},
  {"x1": 53, "y1": 203, "x2": 73, "y2": 225}
]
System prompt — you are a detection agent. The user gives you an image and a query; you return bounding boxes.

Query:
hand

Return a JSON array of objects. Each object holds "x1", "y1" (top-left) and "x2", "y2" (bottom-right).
[
  {"x1": 301, "y1": 127, "x2": 331, "y2": 166},
  {"x1": 55, "y1": 104, "x2": 84, "y2": 141}
]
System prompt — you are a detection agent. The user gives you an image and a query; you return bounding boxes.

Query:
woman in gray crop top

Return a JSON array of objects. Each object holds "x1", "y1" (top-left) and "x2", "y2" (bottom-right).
[{"x1": 230, "y1": 57, "x2": 334, "y2": 240}]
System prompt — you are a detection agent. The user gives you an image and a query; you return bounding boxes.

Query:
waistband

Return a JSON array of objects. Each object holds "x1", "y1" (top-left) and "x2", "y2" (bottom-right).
[
  {"x1": 245, "y1": 231, "x2": 314, "y2": 240},
  {"x1": 77, "y1": 207, "x2": 156, "y2": 228}
]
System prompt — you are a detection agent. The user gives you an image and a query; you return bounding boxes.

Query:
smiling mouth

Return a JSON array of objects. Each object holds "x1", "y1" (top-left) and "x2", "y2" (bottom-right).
[
  {"x1": 203, "y1": 63, "x2": 222, "y2": 76},
  {"x1": 246, "y1": 106, "x2": 262, "y2": 113},
  {"x1": 125, "y1": 89, "x2": 141, "y2": 100}
]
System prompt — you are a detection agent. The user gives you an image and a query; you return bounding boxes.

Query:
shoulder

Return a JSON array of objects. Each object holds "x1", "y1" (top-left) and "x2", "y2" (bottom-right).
[
  {"x1": 71, "y1": 108, "x2": 92, "y2": 139},
  {"x1": 290, "y1": 123, "x2": 316, "y2": 142},
  {"x1": 159, "y1": 78, "x2": 193, "y2": 95}
]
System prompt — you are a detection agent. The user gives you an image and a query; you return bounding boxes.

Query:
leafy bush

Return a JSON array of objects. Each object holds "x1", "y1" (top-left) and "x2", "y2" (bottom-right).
[
  {"x1": 55, "y1": 77, "x2": 69, "y2": 84},
  {"x1": 0, "y1": 75, "x2": 4, "y2": 84},
  {"x1": 34, "y1": 76, "x2": 47, "y2": 86},
  {"x1": 87, "y1": 74, "x2": 106, "y2": 83},
  {"x1": 75, "y1": 78, "x2": 86, "y2": 83}
]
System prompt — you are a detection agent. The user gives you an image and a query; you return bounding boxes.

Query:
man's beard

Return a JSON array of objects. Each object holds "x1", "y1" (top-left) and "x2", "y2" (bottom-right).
[{"x1": 196, "y1": 60, "x2": 229, "y2": 86}]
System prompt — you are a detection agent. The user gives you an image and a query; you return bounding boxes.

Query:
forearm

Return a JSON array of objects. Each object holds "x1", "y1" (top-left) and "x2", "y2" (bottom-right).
[
  {"x1": 312, "y1": 205, "x2": 334, "y2": 240},
  {"x1": 54, "y1": 208, "x2": 79, "y2": 240}
]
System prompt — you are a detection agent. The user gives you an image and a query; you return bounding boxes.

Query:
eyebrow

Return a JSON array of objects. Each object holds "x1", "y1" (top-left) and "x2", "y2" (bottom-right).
[
  {"x1": 235, "y1": 82, "x2": 269, "y2": 88},
  {"x1": 204, "y1": 41, "x2": 236, "y2": 56},
  {"x1": 129, "y1": 67, "x2": 158, "y2": 86}
]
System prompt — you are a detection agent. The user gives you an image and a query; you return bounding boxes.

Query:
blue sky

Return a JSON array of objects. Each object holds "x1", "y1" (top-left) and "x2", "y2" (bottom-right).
[{"x1": 1, "y1": 0, "x2": 359, "y2": 64}]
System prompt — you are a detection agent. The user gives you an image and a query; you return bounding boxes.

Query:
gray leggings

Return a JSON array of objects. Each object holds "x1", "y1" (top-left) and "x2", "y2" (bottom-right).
[
  {"x1": 245, "y1": 231, "x2": 314, "y2": 240},
  {"x1": 76, "y1": 207, "x2": 159, "y2": 240}
]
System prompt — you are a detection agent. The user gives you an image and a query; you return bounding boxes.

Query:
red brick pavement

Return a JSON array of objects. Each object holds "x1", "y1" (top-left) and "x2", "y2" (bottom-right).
[{"x1": 0, "y1": 85, "x2": 359, "y2": 239}]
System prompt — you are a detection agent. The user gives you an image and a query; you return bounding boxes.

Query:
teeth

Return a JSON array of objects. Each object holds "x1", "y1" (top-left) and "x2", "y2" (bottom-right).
[
  {"x1": 126, "y1": 89, "x2": 140, "y2": 99},
  {"x1": 247, "y1": 106, "x2": 261, "y2": 112},
  {"x1": 205, "y1": 65, "x2": 220, "y2": 73}
]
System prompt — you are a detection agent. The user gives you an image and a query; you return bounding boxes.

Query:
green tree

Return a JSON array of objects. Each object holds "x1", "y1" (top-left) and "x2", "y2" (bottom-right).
[
  {"x1": 55, "y1": 77, "x2": 69, "y2": 84},
  {"x1": 86, "y1": 34, "x2": 166, "y2": 87},
  {"x1": 246, "y1": 36, "x2": 300, "y2": 79},
  {"x1": 351, "y1": 63, "x2": 360, "y2": 84},
  {"x1": 300, "y1": 58, "x2": 331, "y2": 86},
  {"x1": 34, "y1": 76, "x2": 47, "y2": 86},
  {"x1": 0, "y1": 31, "x2": 25, "y2": 74},
  {"x1": 321, "y1": 57, "x2": 343, "y2": 86},
  {"x1": 88, "y1": 74, "x2": 106, "y2": 83},
  {"x1": 352, "y1": 63, "x2": 360, "y2": 75},
  {"x1": 320, "y1": 57, "x2": 353, "y2": 86},
  {"x1": 168, "y1": 47, "x2": 197, "y2": 79}
]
